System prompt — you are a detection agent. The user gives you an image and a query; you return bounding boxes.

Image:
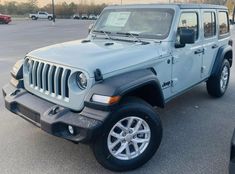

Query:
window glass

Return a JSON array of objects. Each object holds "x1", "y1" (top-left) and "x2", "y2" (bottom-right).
[
  {"x1": 93, "y1": 8, "x2": 175, "y2": 39},
  {"x1": 218, "y1": 12, "x2": 229, "y2": 35},
  {"x1": 204, "y1": 12, "x2": 216, "y2": 38},
  {"x1": 178, "y1": 12, "x2": 198, "y2": 41}
]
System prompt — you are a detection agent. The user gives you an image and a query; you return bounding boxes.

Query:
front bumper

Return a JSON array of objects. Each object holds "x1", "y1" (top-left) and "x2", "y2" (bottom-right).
[
  {"x1": 2, "y1": 83, "x2": 106, "y2": 143},
  {"x1": 230, "y1": 129, "x2": 235, "y2": 174}
]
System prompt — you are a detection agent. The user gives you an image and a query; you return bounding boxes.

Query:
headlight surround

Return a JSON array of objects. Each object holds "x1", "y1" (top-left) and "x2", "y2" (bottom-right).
[{"x1": 76, "y1": 72, "x2": 87, "y2": 89}]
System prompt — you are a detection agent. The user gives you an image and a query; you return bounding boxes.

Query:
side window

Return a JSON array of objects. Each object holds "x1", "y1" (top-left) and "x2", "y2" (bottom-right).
[
  {"x1": 218, "y1": 11, "x2": 229, "y2": 35},
  {"x1": 177, "y1": 12, "x2": 199, "y2": 41},
  {"x1": 203, "y1": 12, "x2": 216, "y2": 38}
]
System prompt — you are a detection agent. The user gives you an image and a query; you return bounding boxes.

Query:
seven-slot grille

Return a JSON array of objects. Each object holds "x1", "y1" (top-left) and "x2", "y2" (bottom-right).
[{"x1": 26, "y1": 59, "x2": 71, "y2": 100}]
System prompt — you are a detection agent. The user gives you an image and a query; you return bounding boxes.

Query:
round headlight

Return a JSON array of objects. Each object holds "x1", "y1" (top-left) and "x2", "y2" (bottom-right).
[{"x1": 76, "y1": 72, "x2": 87, "y2": 89}]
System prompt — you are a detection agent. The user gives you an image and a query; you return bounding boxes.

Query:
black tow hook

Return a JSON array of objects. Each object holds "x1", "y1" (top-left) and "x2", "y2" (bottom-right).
[
  {"x1": 10, "y1": 89, "x2": 21, "y2": 96},
  {"x1": 49, "y1": 106, "x2": 60, "y2": 115}
]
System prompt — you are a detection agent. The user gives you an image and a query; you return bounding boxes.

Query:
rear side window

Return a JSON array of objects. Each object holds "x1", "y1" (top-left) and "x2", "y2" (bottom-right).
[
  {"x1": 218, "y1": 11, "x2": 229, "y2": 35},
  {"x1": 178, "y1": 12, "x2": 199, "y2": 40},
  {"x1": 203, "y1": 12, "x2": 216, "y2": 38}
]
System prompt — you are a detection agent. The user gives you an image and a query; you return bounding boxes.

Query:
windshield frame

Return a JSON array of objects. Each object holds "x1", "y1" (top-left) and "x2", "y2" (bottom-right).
[{"x1": 92, "y1": 8, "x2": 175, "y2": 40}]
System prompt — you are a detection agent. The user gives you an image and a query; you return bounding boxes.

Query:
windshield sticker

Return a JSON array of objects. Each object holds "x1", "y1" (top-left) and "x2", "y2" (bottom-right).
[{"x1": 105, "y1": 12, "x2": 131, "y2": 27}]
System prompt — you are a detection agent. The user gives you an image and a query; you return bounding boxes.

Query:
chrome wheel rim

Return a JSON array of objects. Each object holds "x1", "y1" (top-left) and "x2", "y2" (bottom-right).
[
  {"x1": 107, "y1": 116, "x2": 151, "y2": 160},
  {"x1": 220, "y1": 66, "x2": 229, "y2": 92}
]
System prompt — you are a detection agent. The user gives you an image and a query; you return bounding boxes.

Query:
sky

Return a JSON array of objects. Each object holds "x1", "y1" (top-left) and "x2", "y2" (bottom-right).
[{"x1": 1, "y1": 0, "x2": 167, "y2": 6}]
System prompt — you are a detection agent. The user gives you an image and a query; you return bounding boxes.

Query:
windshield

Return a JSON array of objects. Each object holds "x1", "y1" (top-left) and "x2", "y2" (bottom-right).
[{"x1": 93, "y1": 8, "x2": 175, "y2": 40}]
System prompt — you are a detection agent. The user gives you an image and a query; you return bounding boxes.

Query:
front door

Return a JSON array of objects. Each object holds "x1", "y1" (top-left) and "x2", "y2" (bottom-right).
[
  {"x1": 172, "y1": 10, "x2": 203, "y2": 93},
  {"x1": 39, "y1": 12, "x2": 47, "y2": 19}
]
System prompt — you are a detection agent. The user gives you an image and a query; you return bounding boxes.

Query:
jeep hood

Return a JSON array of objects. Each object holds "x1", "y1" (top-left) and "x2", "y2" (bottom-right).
[{"x1": 27, "y1": 39, "x2": 167, "y2": 78}]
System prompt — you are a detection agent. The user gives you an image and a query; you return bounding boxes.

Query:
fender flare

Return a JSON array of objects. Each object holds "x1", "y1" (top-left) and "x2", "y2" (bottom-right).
[
  {"x1": 84, "y1": 69, "x2": 165, "y2": 111},
  {"x1": 211, "y1": 45, "x2": 233, "y2": 77}
]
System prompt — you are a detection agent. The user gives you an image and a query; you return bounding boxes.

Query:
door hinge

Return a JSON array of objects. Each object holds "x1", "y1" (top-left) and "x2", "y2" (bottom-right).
[
  {"x1": 171, "y1": 78, "x2": 178, "y2": 87},
  {"x1": 201, "y1": 66, "x2": 206, "y2": 74},
  {"x1": 172, "y1": 57, "x2": 175, "y2": 64}
]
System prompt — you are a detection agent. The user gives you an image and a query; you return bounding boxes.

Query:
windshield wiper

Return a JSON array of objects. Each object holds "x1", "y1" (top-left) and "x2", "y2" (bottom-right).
[
  {"x1": 116, "y1": 32, "x2": 149, "y2": 44},
  {"x1": 92, "y1": 30, "x2": 112, "y2": 40}
]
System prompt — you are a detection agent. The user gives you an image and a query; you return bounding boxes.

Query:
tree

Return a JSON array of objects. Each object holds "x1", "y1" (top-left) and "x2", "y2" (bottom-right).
[
  {"x1": 28, "y1": 0, "x2": 38, "y2": 12},
  {"x1": 1, "y1": 1, "x2": 106, "y2": 17},
  {"x1": 5, "y1": 1, "x2": 17, "y2": 15}
]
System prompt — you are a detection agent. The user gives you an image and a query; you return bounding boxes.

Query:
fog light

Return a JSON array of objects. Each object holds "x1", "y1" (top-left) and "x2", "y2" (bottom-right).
[{"x1": 68, "y1": 125, "x2": 74, "y2": 135}]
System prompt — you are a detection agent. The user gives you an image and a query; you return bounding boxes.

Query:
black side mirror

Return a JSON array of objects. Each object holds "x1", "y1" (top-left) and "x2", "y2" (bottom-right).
[
  {"x1": 175, "y1": 28, "x2": 195, "y2": 48},
  {"x1": 88, "y1": 23, "x2": 94, "y2": 33},
  {"x1": 230, "y1": 19, "x2": 235, "y2": 25},
  {"x1": 180, "y1": 28, "x2": 195, "y2": 44}
]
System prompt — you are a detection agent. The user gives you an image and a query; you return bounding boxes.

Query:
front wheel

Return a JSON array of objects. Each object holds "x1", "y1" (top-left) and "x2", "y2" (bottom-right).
[
  {"x1": 92, "y1": 98, "x2": 162, "y2": 172},
  {"x1": 48, "y1": 16, "x2": 53, "y2": 21},
  {"x1": 207, "y1": 59, "x2": 230, "y2": 97},
  {"x1": 0, "y1": 19, "x2": 4, "y2": 24}
]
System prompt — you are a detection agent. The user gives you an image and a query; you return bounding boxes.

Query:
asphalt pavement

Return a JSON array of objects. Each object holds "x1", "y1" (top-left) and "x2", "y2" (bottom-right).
[{"x1": 0, "y1": 19, "x2": 235, "y2": 174}]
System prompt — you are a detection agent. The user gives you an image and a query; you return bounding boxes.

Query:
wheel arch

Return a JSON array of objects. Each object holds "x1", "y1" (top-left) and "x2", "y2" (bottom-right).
[
  {"x1": 84, "y1": 69, "x2": 165, "y2": 111},
  {"x1": 211, "y1": 45, "x2": 233, "y2": 77},
  {"x1": 121, "y1": 81, "x2": 164, "y2": 108},
  {"x1": 224, "y1": 50, "x2": 233, "y2": 67}
]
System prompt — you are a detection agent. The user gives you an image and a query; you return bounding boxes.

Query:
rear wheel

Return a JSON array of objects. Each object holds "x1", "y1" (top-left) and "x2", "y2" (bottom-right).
[
  {"x1": 92, "y1": 98, "x2": 162, "y2": 172},
  {"x1": 207, "y1": 59, "x2": 230, "y2": 97},
  {"x1": 31, "y1": 16, "x2": 37, "y2": 20}
]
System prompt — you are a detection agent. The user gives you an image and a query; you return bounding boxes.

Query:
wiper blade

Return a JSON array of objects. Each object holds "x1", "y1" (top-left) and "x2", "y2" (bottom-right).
[
  {"x1": 92, "y1": 30, "x2": 112, "y2": 40},
  {"x1": 116, "y1": 32, "x2": 149, "y2": 44}
]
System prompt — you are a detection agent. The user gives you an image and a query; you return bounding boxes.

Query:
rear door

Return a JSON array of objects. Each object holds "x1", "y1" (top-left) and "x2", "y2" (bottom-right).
[
  {"x1": 217, "y1": 11, "x2": 230, "y2": 49},
  {"x1": 201, "y1": 10, "x2": 218, "y2": 79}
]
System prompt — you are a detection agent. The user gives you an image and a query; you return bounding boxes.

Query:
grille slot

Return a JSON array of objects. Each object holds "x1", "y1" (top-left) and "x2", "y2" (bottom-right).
[{"x1": 27, "y1": 59, "x2": 71, "y2": 101}]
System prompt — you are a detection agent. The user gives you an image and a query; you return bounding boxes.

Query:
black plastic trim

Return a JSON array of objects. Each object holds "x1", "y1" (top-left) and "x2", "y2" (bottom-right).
[
  {"x1": 85, "y1": 69, "x2": 165, "y2": 110},
  {"x1": 211, "y1": 45, "x2": 233, "y2": 77},
  {"x1": 2, "y1": 83, "x2": 104, "y2": 143},
  {"x1": 230, "y1": 129, "x2": 235, "y2": 174}
]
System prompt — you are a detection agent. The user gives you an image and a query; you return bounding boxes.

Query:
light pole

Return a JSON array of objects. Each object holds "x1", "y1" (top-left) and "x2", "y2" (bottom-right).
[
  {"x1": 52, "y1": 0, "x2": 55, "y2": 23},
  {"x1": 121, "y1": 0, "x2": 122, "y2": 5}
]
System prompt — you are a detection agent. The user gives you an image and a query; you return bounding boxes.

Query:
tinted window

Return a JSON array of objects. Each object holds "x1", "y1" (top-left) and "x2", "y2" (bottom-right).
[
  {"x1": 39, "y1": 12, "x2": 46, "y2": 15},
  {"x1": 204, "y1": 12, "x2": 216, "y2": 38},
  {"x1": 178, "y1": 12, "x2": 198, "y2": 40},
  {"x1": 218, "y1": 11, "x2": 229, "y2": 35}
]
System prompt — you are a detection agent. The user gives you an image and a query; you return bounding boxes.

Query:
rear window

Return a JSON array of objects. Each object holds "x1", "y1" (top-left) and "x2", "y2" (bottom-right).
[{"x1": 218, "y1": 11, "x2": 229, "y2": 35}]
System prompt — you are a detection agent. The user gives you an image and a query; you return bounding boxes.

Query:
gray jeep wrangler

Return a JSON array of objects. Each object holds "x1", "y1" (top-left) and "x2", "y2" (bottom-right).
[{"x1": 2, "y1": 4, "x2": 233, "y2": 171}]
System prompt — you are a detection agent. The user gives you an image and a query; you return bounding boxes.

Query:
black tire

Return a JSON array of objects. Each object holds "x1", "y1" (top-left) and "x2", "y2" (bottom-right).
[
  {"x1": 48, "y1": 16, "x2": 53, "y2": 21},
  {"x1": 92, "y1": 98, "x2": 162, "y2": 172},
  {"x1": 207, "y1": 59, "x2": 230, "y2": 98},
  {"x1": 31, "y1": 16, "x2": 37, "y2": 20}
]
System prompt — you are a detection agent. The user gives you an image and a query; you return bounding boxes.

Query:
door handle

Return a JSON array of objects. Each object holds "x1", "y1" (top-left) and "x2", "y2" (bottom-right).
[
  {"x1": 212, "y1": 44, "x2": 218, "y2": 49},
  {"x1": 194, "y1": 49, "x2": 204, "y2": 54}
]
